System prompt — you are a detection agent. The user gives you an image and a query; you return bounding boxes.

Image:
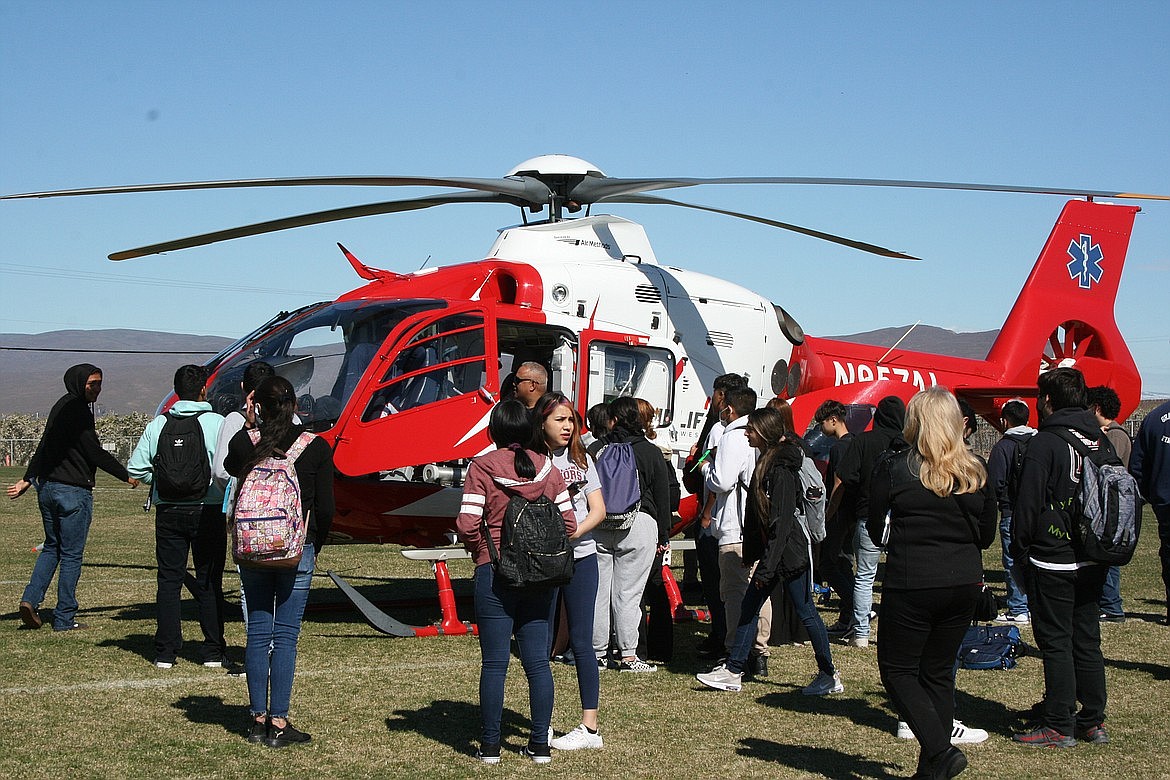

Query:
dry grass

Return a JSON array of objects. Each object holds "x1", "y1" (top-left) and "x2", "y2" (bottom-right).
[{"x1": 1, "y1": 466, "x2": 1168, "y2": 779}]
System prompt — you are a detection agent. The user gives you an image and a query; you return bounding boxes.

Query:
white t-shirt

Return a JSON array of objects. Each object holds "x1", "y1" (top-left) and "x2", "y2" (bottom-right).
[{"x1": 551, "y1": 446, "x2": 600, "y2": 559}]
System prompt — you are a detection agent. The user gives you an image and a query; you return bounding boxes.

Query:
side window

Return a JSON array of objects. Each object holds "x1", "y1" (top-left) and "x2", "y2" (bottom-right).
[
  {"x1": 363, "y1": 314, "x2": 487, "y2": 420},
  {"x1": 586, "y1": 343, "x2": 674, "y2": 426}
]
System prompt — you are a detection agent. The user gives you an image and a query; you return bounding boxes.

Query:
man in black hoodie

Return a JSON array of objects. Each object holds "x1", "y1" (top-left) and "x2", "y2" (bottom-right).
[
  {"x1": 833, "y1": 395, "x2": 905, "y2": 647},
  {"x1": 8, "y1": 364, "x2": 139, "y2": 630},
  {"x1": 1011, "y1": 367, "x2": 1109, "y2": 748}
]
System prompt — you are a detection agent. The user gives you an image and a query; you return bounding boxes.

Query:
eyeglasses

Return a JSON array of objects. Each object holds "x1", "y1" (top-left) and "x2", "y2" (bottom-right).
[{"x1": 518, "y1": 377, "x2": 546, "y2": 388}]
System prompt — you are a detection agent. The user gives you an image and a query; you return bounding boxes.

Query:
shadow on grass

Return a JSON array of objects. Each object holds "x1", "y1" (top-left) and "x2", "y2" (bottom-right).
[
  {"x1": 757, "y1": 688, "x2": 891, "y2": 733},
  {"x1": 385, "y1": 698, "x2": 531, "y2": 756},
  {"x1": 96, "y1": 631, "x2": 156, "y2": 663},
  {"x1": 737, "y1": 736, "x2": 905, "y2": 779},
  {"x1": 1105, "y1": 656, "x2": 1170, "y2": 680},
  {"x1": 173, "y1": 694, "x2": 250, "y2": 735}
]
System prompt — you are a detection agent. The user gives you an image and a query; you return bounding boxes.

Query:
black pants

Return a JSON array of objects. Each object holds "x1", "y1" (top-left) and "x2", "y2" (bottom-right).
[
  {"x1": 1156, "y1": 504, "x2": 1170, "y2": 614},
  {"x1": 1027, "y1": 564, "x2": 1107, "y2": 736},
  {"x1": 819, "y1": 516, "x2": 857, "y2": 621},
  {"x1": 154, "y1": 503, "x2": 228, "y2": 663},
  {"x1": 638, "y1": 552, "x2": 673, "y2": 663},
  {"x1": 877, "y1": 584, "x2": 978, "y2": 764},
  {"x1": 696, "y1": 532, "x2": 725, "y2": 642}
]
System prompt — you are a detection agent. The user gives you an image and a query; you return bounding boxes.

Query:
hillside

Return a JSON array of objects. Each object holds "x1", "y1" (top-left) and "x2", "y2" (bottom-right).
[
  {"x1": 0, "y1": 330, "x2": 234, "y2": 415},
  {"x1": 0, "y1": 325, "x2": 1000, "y2": 416},
  {"x1": 825, "y1": 324, "x2": 998, "y2": 360}
]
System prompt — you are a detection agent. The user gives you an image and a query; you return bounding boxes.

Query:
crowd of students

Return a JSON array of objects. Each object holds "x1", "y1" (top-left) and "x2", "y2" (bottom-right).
[{"x1": 12, "y1": 360, "x2": 1170, "y2": 776}]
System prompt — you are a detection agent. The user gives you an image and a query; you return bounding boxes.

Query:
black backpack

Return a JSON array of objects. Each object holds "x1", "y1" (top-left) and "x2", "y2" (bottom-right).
[
  {"x1": 1004, "y1": 431, "x2": 1034, "y2": 506},
  {"x1": 1051, "y1": 428, "x2": 1143, "y2": 566},
  {"x1": 483, "y1": 492, "x2": 575, "y2": 589},
  {"x1": 152, "y1": 411, "x2": 210, "y2": 503}
]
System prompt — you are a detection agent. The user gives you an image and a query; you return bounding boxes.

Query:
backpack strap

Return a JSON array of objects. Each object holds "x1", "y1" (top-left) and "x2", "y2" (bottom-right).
[{"x1": 284, "y1": 431, "x2": 317, "y2": 462}]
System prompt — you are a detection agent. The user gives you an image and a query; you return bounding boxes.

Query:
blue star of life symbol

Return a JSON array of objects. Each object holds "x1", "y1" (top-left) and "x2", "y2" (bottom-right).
[{"x1": 1066, "y1": 233, "x2": 1104, "y2": 289}]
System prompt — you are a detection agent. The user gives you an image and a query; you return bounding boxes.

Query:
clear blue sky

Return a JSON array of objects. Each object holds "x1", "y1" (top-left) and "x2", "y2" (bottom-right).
[{"x1": 3, "y1": 2, "x2": 1168, "y2": 396}]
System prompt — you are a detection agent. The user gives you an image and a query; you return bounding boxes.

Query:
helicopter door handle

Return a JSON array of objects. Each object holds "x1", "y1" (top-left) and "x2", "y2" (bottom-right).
[{"x1": 478, "y1": 387, "x2": 496, "y2": 405}]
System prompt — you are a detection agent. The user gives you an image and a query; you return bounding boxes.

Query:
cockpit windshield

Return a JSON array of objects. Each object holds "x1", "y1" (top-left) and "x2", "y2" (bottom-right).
[{"x1": 205, "y1": 299, "x2": 444, "y2": 431}]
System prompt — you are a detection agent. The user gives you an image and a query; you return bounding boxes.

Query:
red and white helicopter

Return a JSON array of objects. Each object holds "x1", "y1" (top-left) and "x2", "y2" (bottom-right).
[{"x1": 5, "y1": 155, "x2": 1160, "y2": 635}]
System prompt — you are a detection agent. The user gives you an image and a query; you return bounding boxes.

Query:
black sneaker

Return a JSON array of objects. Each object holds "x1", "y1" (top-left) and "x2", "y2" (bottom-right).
[
  {"x1": 264, "y1": 719, "x2": 312, "y2": 748},
  {"x1": 522, "y1": 741, "x2": 552, "y2": 764},
  {"x1": 475, "y1": 742, "x2": 501, "y2": 764},
  {"x1": 1099, "y1": 612, "x2": 1126, "y2": 624},
  {"x1": 246, "y1": 719, "x2": 267, "y2": 744},
  {"x1": 1076, "y1": 723, "x2": 1110, "y2": 744}
]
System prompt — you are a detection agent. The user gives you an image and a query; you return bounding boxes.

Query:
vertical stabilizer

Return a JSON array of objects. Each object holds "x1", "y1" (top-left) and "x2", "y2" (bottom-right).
[{"x1": 985, "y1": 200, "x2": 1141, "y2": 415}]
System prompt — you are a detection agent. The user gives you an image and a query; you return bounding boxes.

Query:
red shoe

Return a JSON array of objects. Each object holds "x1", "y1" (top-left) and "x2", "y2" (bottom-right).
[
  {"x1": 1076, "y1": 724, "x2": 1109, "y2": 744},
  {"x1": 1012, "y1": 725, "x2": 1076, "y2": 747}
]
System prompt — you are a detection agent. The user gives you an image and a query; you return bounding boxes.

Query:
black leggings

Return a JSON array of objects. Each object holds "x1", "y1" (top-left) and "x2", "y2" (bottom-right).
[{"x1": 876, "y1": 584, "x2": 978, "y2": 763}]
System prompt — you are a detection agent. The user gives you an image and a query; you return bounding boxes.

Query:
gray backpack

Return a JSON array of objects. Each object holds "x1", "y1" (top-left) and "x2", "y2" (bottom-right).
[{"x1": 796, "y1": 456, "x2": 827, "y2": 543}]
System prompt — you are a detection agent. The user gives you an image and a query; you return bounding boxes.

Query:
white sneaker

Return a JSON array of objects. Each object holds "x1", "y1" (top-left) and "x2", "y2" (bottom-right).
[
  {"x1": 618, "y1": 657, "x2": 657, "y2": 673},
  {"x1": 551, "y1": 724, "x2": 603, "y2": 750},
  {"x1": 950, "y1": 720, "x2": 989, "y2": 744},
  {"x1": 895, "y1": 719, "x2": 989, "y2": 745},
  {"x1": 845, "y1": 635, "x2": 869, "y2": 648},
  {"x1": 802, "y1": 671, "x2": 844, "y2": 695},
  {"x1": 696, "y1": 664, "x2": 743, "y2": 692},
  {"x1": 995, "y1": 612, "x2": 1030, "y2": 624},
  {"x1": 154, "y1": 660, "x2": 175, "y2": 669}
]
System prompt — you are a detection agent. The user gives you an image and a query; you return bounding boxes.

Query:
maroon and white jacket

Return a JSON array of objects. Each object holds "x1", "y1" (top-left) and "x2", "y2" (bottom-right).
[{"x1": 456, "y1": 448, "x2": 576, "y2": 566}]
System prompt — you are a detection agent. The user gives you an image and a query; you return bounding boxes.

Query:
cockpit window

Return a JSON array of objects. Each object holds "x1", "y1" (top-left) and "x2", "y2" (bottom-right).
[
  {"x1": 206, "y1": 299, "x2": 443, "y2": 431},
  {"x1": 363, "y1": 313, "x2": 488, "y2": 420}
]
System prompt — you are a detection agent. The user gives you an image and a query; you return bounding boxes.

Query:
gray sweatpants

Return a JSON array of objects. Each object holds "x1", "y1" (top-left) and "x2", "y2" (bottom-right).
[{"x1": 592, "y1": 512, "x2": 657, "y2": 659}]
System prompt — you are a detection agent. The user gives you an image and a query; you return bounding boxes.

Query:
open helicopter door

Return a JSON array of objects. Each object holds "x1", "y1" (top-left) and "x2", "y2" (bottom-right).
[
  {"x1": 578, "y1": 327, "x2": 676, "y2": 432},
  {"x1": 331, "y1": 303, "x2": 498, "y2": 477}
]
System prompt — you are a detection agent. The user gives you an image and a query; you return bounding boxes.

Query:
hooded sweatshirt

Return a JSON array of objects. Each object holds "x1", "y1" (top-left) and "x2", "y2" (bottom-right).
[
  {"x1": 456, "y1": 448, "x2": 577, "y2": 567},
  {"x1": 24, "y1": 363, "x2": 130, "y2": 489},
  {"x1": 836, "y1": 395, "x2": 906, "y2": 523},
  {"x1": 1010, "y1": 406, "x2": 1105, "y2": 569},
  {"x1": 1130, "y1": 399, "x2": 1170, "y2": 507},
  {"x1": 127, "y1": 399, "x2": 225, "y2": 505}
]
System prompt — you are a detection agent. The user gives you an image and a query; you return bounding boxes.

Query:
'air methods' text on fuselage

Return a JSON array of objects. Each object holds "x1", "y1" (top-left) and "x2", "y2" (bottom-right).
[{"x1": 833, "y1": 361, "x2": 939, "y2": 391}]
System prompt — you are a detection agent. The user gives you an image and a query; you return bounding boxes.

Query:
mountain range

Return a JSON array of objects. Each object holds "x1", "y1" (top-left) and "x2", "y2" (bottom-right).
[{"x1": 0, "y1": 325, "x2": 997, "y2": 416}]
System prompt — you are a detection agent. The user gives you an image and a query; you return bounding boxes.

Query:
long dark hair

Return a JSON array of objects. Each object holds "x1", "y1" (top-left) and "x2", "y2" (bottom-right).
[
  {"x1": 608, "y1": 395, "x2": 643, "y2": 438},
  {"x1": 746, "y1": 407, "x2": 802, "y2": 518},
  {"x1": 489, "y1": 399, "x2": 536, "y2": 479},
  {"x1": 239, "y1": 376, "x2": 299, "y2": 476}
]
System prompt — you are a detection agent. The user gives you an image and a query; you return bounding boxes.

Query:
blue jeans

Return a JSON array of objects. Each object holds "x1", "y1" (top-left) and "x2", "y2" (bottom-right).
[
  {"x1": 474, "y1": 563, "x2": 554, "y2": 746},
  {"x1": 851, "y1": 521, "x2": 880, "y2": 637},
  {"x1": 239, "y1": 545, "x2": 316, "y2": 719},
  {"x1": 727, "y1": 569, "x2": 836, "y2": 678},
  {"x1": 22, "y1": 481, "x2": 94, "y2": 630},
  {"x1": 549, "y1": 553, "x2": 600, "y2": 711},
  {"x1": 1000, "y1": 515, "x2": 1029, "y2": 615},
  {"x1": 1098, "y1": 566, "x2": 1124, "y2": 616}
]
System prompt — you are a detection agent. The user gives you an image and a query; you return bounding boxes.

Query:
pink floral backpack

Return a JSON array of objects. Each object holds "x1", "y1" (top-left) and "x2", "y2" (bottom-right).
[{"x1": 231, "y1": 430, "x2": 315, "y2": 568}]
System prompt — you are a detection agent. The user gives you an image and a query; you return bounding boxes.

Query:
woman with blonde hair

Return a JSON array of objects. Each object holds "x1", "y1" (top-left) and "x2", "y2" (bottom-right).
[{"x1": 867, "y1": 387, "x2": 995, "y2": 779}]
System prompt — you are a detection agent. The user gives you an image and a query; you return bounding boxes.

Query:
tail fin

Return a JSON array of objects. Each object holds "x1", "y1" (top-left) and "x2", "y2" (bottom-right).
[{"x1": 985, "y1": 199, "x2": 1142, "y2": 416}]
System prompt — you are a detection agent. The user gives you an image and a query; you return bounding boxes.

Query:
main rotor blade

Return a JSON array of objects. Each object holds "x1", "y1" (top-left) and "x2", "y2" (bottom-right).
[
  {"x1": 600, "y1": 193, "x2": 919, "y2": 260},
  {"x1": 574, "y1": 176, "x2": 1170, "y2": 203},
  {"x1": 109, "y1": 190, "x2": 510, "y2": 260},
  {"x1": 4, "y1": 175, "x2": 553, "y2": 206}
]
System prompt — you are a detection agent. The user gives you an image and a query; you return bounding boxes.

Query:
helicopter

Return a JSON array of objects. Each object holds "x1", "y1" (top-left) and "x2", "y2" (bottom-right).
[{"x1": 4, "y1": 155, "x2": 1160, "y2": 635}]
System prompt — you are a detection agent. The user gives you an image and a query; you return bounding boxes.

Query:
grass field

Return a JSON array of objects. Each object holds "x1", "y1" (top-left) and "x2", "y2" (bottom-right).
[{"x1": 2, "y1": 466, "x2": 1168, "y2": 779}]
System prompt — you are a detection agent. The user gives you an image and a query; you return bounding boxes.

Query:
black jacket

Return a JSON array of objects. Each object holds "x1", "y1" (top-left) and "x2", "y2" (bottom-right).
[
  {"x1": 837, "y1": 396, "x2": 906, "y2": 522},
  {"x1": 743, "y1": 442, "x2": 805, "y2": 585},
  {"x1": 24, "y1": 363, "x2": 130, "y2": 489},
  {"x1": 1010, "y1": 406, "x2": 1103, "y2": 568},
  {"x1": 224, "y1": 426, "x2": 336, "y2": 553},
  {"x1": 868, "y1": 440, "x2": 996, "y2": 590}
]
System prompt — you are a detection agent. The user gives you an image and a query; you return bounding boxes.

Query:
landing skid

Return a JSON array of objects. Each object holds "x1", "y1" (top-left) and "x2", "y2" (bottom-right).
[{"x1": 328, "y1": 548, "x2": 477, "y2": 638}]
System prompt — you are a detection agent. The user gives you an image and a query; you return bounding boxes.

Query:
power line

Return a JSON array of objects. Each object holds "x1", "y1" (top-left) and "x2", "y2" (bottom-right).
[
  {"x1": 0, "y1": 346, "x2": 219, "y2": 355},
  {"x1": 0, "y1": 262, "x2": 335, "y2": 298}
]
